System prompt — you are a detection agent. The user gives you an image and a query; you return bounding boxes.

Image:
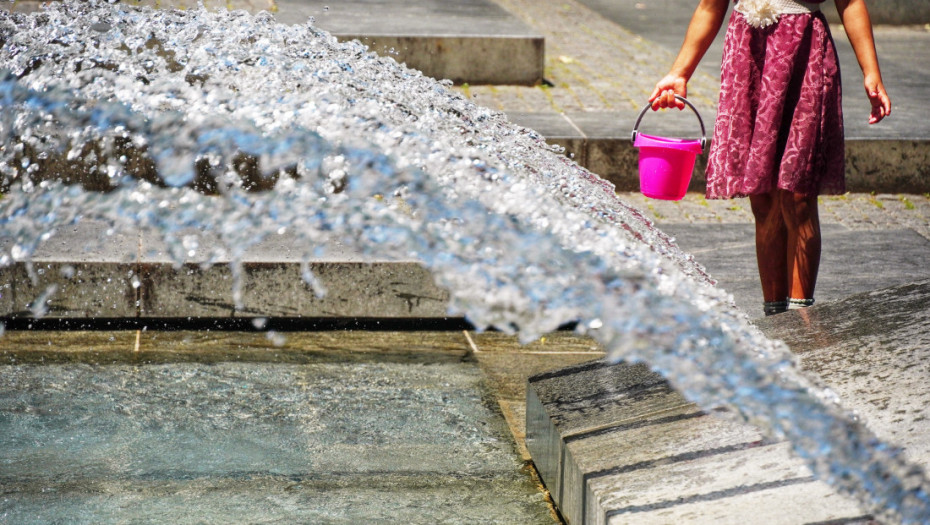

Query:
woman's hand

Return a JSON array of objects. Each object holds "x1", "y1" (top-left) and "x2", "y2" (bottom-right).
[
  {"x1": 836, "y1": 0, "x2": 890, "y2": 124},
  {"x1": 649, "y1": 74, "x2": 688, "y2": 110},
  {"x1": 864, "y1": 73, "x2": 891, "y2": 124}
]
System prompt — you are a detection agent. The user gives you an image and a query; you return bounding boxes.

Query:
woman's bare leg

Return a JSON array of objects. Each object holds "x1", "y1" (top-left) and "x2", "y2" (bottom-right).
[
  {"x1": 781, "y1": 191, "x2": 821, "y2": 302},
  {"x1": 749, "y1": 190, "x2": 789, "y2": 304}
]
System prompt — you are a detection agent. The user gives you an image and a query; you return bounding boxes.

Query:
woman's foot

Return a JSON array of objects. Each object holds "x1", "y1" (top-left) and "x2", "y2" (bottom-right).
[
  {"x1": 763, "y1": 300, "x2": 789, "y2": 316},
  {"x1": 788, "y1": 298, "x2": 815, "y2": 309}
]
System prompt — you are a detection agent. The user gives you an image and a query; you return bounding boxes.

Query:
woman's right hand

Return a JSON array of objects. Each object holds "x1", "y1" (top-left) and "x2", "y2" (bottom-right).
[{"x1": 649, "y1": 74, "x2": 688, "y2": 110}]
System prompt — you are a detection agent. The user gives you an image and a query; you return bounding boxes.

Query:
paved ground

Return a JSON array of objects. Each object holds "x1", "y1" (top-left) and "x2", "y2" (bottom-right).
[{"x1": 626, "y1": 192, "x2": 930, "y2": 317}]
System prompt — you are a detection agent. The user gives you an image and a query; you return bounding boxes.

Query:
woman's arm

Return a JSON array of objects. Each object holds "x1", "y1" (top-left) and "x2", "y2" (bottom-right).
[
  {"x1": 650, "y1": 0, "x2": 731, "y2": 110},
  {"x1": 835, "y1": 0, "x2": 891, "y2": 123}
]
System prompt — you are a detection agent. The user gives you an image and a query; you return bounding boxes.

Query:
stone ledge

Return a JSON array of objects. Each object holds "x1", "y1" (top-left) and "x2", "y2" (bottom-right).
[
  {"x1": 525, "y1": 360, "x2": 866, "y2": 525},
  {"x1": 508, "y1": 112, "x2": 930, "y2": 193},
  {"x1": 0, "y1": 221, "x2": 454, "y2": 320},
  {"x1": 271, "y1": 0, "x2": 545, "y2": 85}
]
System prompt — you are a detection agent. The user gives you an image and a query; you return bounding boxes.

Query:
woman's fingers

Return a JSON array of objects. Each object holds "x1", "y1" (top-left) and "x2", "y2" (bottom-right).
[
  {"x1": 650, "y1": 75, "x2": 688, "y2": 110},
  {"x1": 866, "y1": 86, "x2": 891, "y2": 124},
  {"x1": 864, "y1": 76, "x2": 891, "y2": 124},
  {"x1": 651, "y1": 88, "x2": 684, "y2": 110}
]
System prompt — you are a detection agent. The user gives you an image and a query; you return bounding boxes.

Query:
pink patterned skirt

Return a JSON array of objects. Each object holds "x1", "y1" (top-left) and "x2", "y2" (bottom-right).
[{"x1": 705, "y1": 8, "x2": 844, "y2": 199}]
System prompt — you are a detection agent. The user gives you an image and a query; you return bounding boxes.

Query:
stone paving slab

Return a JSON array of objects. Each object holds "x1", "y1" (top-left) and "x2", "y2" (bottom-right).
[
  {"x1": 594, "y1": 443, "x2": 864, "y2": 525},
  {"x1": 756, "y1": 279, "x2": 930, "y2": 462},
  {"x1": 657, "y1": 223, "x2": 930, "y2": 319}
]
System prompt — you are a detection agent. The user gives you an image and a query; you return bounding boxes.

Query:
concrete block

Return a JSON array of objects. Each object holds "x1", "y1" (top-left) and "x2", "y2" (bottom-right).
[
  {"x1": 272, "y1": 0, "x2": 545, "y2": 85},
  {"x1": 4, "y1": 262, "x2": 139, "y2": 319},
  {"x1": 136, "y1": 229, "x2": 450, "y2": 319},
  {"x1": 508, "y1": 112, "x2": 588, "y2": 166},
  {"x1": 595, "y1": 443, "x2": 860, "y2": 525},
  {"x1": 526, "y1": 360, "x2": 697, "y2": 525},
  {"x1": 298, "y1": 261, "x2": 449, "y2": 317},
  {"x1": 602, "y1": 464, "x2": 864, "y2": 525},
  {"x1": 2, "y1": 222, "x2": 452, "y2": 320},
  {"x1": 513, "y1": 109, "x2": 928, "y2": 196},
  {"x1": 844, "y1": 139, "x2": 930, "y2": 194},
  {"x1": 573, "y1": 111, "x2": 709, "y2": 193},
  {"x1": 0, "y1": 221, "x2": 139, "y2": 319},
  {"x1": 346, "y1": 35, "x2": 544, "y2": 85}
]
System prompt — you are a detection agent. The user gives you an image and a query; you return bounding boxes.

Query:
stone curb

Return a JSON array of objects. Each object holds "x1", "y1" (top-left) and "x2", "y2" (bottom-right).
[
  {"x1": 0, "y1": 222, "x2": 453, "y2": 321},
  {"x1": 509, "y1": 111, "x2": 930, "y2": 193},
  {"x1": 525, "y1": 360, "x2": 865, "y2": 525}
]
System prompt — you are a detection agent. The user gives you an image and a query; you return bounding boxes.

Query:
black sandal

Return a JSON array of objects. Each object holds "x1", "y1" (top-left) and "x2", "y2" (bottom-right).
[{"x1": 763, "y1": 300, "x2": 789, "y2": 316}]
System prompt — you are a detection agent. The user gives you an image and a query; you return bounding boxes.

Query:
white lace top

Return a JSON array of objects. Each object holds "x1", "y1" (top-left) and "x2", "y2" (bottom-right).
[{"x1": 735, "y1": 0, "x2": 822, "y2": 28}]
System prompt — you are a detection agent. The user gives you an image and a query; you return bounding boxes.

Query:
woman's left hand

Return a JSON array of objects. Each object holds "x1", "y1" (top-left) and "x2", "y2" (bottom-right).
[{"x1": 865, "y1": 74, "x2": 891, "y2": 124}]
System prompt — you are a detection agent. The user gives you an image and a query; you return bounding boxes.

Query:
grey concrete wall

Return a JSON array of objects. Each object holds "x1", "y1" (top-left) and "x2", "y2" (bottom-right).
[{"x1": 823, "y1": 0, "x2": 930, "y2": 25}]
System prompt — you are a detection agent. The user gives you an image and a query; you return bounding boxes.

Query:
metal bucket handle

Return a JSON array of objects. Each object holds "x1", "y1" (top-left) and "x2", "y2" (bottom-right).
[{"x1": 631, "y1": 95, "x2": 707, "y2": 153}]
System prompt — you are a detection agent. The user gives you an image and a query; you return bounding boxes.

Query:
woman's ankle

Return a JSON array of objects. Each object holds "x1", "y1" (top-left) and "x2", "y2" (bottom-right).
[
  {"x1": 763, "y1": 300, "x2": 789, "y2": 316},
  {"x1": 788, "y1": 298, "x2": 815, "y2": 309}
]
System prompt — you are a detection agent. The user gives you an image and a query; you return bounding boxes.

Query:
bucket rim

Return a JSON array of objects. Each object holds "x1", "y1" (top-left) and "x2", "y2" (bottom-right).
[{"x1": 633, "y1": 133, "x2": 704, "y2": 154}]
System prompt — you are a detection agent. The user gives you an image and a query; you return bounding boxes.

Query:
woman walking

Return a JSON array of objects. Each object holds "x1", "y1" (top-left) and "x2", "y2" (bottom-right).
[{"x1": 651, "y1": 0, "x2": 891, "y2": 315}]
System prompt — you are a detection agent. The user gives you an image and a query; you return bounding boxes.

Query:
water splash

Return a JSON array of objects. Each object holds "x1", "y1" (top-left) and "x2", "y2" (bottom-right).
[{"x1": 1, "y1": 1, "x2": 928, "y2": 522}]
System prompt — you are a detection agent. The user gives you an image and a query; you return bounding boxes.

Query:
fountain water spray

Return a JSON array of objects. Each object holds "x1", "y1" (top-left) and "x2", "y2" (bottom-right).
[{"x1": 1, "y1": 1, "x2": 928, "y2": 521}]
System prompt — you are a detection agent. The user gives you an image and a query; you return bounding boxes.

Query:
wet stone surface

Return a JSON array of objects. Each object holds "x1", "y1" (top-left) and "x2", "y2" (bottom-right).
[
  {"x1": 757, "y1": 279, "x2": 930, "y2": 463},
  {"x1": 0, "y1": 331, "x2": 555, "y2": 524},
  {"x1": 525, "y1": 361, "x2": 868, "y2": 525},
  {"x1": 527, "y1": 279, "x2": 930, "y2": 524}
]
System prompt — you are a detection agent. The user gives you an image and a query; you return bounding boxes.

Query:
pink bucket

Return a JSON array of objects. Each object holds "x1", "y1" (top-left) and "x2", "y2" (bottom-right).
[{"x1": 631, "y1": 96, "x2": 706, "y2": 201}]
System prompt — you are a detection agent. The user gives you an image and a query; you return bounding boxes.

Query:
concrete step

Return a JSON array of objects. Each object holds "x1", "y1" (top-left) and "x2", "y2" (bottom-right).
[
  {"x1": 508, "y1": 111, "x2": 930, "y2": 193},
  {"x1": 271, "y1": 0, "x2": 545, "y2": 85},
  {"x1": 525, "y1": 279, "x2": 930, "y2": 524},
  {"x1": 0, "y1": 221, "x2": 453, "y2": 321}
]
